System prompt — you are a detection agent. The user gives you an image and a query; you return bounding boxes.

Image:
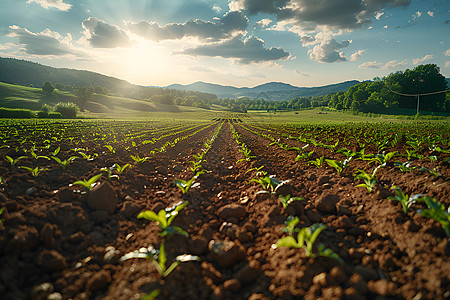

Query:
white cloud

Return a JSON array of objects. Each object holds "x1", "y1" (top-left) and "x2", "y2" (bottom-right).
[
  {"x1": 176, "y1": 35, "x2": 290, "y2": 64},
  {"x1": 350, "y1": 49, "x2": 365, "y2": 61},
  {"x1": 384, "y1": 25, "x2": 388, "y2": 29},
  {"x1": 129, "y1": 11, "x2": 248, "y2": 42},
  {"x1": 413, "y1": 54, "x2": 433, "y2": 65},
  {"x1": 427, "y1": 11, "x2": 434, "y2": 17},
  {"x1": 256, "y1": 18, "x2": 273, "y2": 28},
  {"x1": 8, "y1": 25, "x2": 77, "y2": 56},
  {"x1": 82, "y1": 17, "x2": 131, "y2": 48},
  {"x1": 212, "y1": 5, "x2": 222, "y2": 13},
  {"x1": 375, "y1": 12, "x2": 384, "y2": 20},
  {"x1": 308, "y1": 37, "x2": 350, "y2": 63},
  {"x1": 26, "y1": 0, "x2": 71, "y2": 11},
  {"x1": 444, "y1": 49, "x2": 450, "y2": 56},
  {"x1": 295, "y1": 70, "x2": 309, "y2": 76},
  {"x1": 445, "y1": 61, "x2": 450, "y2": 68},
  {"x1": 412, "y1": 11, "x2": 422, "y2": 20},
  {"x1": 359, "y1": 59, "x2": 407, "y2": 69}
]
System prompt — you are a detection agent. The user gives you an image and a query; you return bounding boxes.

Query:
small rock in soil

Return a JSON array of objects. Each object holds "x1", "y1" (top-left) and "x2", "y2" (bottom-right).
[
  {"x1": 47, "y1": 293, "x2": 63, "y2": 300},
  {"x1": 38, "y1": 250, "x2": 67, "y2": 272},
  {"x1": 31, "y1": 282, "x2": 54, "y2": 300},
  {"x1": 254, "y1": 190, "x2": 270, "y2": 201},
  {"x1": 40, "y1": 223, "x2": 56, "y2": 247},
  {"x1": 355, "y1": 265, "x2": 379, "y2": 281},
  {"x1": 173, "y1": 165, "x2": 183, "y2": 172},
  {"x1": 248, "y1": 293, "x2": 270, "y2": 300},
  {"x1": 155, "y1": 191, "x2": 166, "y2": 197},
  {"x1": 86, "y1": 270, "x2": 111, "y2": 291},
  {"x1": 189, "y1": 236, "x2": 209, "y2": 255},
  {"x1": 208, "y1": 240, "x2": 245, "y2": 267},
  {"x1": 306, "y1": 210, "x2": 322, "y2": 223},
  {"x1": 87, "y1": 181, "x2": 118, "y2": 214},
  {"x1": 219, "y1": 222, "x2": 239, "y2": 239},
  {"x1": 201, "y1": 262, "x2": 223, "y2": 284},
  {"x1": 218, "y1": 204, "x2": 246, "y2": 220},
  {"x1": 104, "y1": 246, "x2": 119, "y2": 264},
  {"x1": 88, "y1": 210, "x2": 109, "y2": 224},
  {"x1": 155, "y1": 166, "x2": 168, "y2": 176},
  {"x1": 318, "y1": 175, "x2": 330, "y2": 185},
  {"x1": 234, "y1": 260, "x2": 261, "y2": 284},
  {"x1": 367, "y1": 279, "x2": 395, "y2": 296},
  {"x1": 344, "y1": 287, "x2": 363, "y2": 300},
  {"x1": 349, "y1": 273, "x2": 368, "y2": 294},
  {"x1": 26, "y1": 187, "x2": 38, "y2": 195},
  {"x1": 57, "y1": 187, "x2": 74, "y2": 203},
  {"x1": 312, "y1": 272, "x2": 327, "y2": 287},
  {"x1": 316, "y1": 194, "x2": 339, "y2": 214},
  {"x1": 223, "y1": 279, "x2": 241, "y2": 292},
  {"x1": 9, "y1": 225, "x2": 39, "y2": 251},
  {"x1": 120, "y1": 201, "x2": 142, "y2": 218}
]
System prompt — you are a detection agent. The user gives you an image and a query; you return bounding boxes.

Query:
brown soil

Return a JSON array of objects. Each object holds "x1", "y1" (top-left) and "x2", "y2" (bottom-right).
[{"x1": 0, "y1": 120, "x2": 449, "y2": 300}]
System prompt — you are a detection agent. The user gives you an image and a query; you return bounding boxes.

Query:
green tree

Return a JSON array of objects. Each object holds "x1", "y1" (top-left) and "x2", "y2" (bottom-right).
[{"x1": 42, "y1": 81, "x2": 55, "y2": 94}]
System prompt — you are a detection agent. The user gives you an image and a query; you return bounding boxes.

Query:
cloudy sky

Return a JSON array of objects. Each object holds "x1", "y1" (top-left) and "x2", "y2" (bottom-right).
[{"x1": 0, "y1": 0, "x2": 448, "y2": 87}]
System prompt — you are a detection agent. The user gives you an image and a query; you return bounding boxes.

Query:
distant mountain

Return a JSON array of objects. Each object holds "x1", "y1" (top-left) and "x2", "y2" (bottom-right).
[{"x1": 167, "y1": 80, "x2": 360, "y2": 100}]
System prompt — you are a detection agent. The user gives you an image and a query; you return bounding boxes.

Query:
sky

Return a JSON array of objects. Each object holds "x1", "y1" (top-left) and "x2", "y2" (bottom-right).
[{"x1": 0, "y1": 0, "x2": 448, "y2": 88}]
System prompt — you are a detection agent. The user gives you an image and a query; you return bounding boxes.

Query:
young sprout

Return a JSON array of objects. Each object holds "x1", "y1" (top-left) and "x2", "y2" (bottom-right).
[
  {"x1": 30, "y1": 151, "x2": 50, "y2": 161},
  {"x1": 295, "y1": 150, "x2": 314, "y2": 162},
  {"x1": 250, "y1": 175, "x2": 289, "y2": 193},
  {"x1": 325, "y1": 157, "x2": 351, "y2": 176},
  {"x1": 278, "y1": 194, "x2": 305, "y2": 209},
  {"x1": 51, "y1": 146, "x2": 60, "y2": 156},
  {"x1": 120, "y1": 243, "x2": 199, "y2": 277},
  {"x1": 0, "y1": 207, "x2": 5, "y2": 223},
  {"x1": 353, "y1": 167, "x2": 379, "y2": 193},
  {"x1": 71, "y1": 174, "x2": 102, "y2": 191},
  {"x1": 137, "y1": 201, "x2": 189, "y2": 238},
  {"x1": 366, "y1": 151, "x2": 397, "y2": 166},
  {"x1": 20, "y1": 166, "x2": 49, "y2": 177},
  {"x1": 394, "y1": 161, "x2": 417, "y2": 172},
  {"x1": 5, "y1": 155, "x2": 28, "y2": 167},
  {"x1": 419, "y1": 167, "x2": 441, "y2": 177},
  {"x1": 273, "y1": 223, "x2": 343, "y2": 264},
  {"x1": 308, "y1": 156, "x2": 324, "y2": 168},
  {"x1": 116, "y1": 163, "x2": 131, "y2": 174},
  {"x1": 100, "y1": 165, "x2": 119, "y2": 181},
  {"x1": 417, "y1": 197, "x2": 450, "y2": 237},
  {"x1": 78, "y1": 152, "x2": 96, "y2": 161},
  {"x1": 130, "y1": 154, "x2": 149, "y2": 165},
  {"x1": 51, "y1": 156, "x2": 78, "y2": 170},
  {"x1": 141, "y1": 289, "x2": 160, "y2": 300},
  {"x1": 103, "y1": 144, "x2": 116, "y2": 154},
  {"x1": 387, "y1": 186, "x2": 424, "y2": 214},
  {"x1": 283, "y1": 216, "x2": 300, "y2": 235},
  {"x1": 174, "y1": 177, "x2": 196, "y2": 194}
]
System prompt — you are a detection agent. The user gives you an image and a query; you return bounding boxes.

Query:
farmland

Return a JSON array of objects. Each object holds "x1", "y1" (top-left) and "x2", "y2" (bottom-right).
[{"x1": 0, "y1": 112, "x2": 449, "y2": 300}]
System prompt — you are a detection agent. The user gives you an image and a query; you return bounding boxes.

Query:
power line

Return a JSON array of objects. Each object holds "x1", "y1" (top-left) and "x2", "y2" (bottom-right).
[{"x1": 389, "y1": 88, "x2": 450, "y2": 114}]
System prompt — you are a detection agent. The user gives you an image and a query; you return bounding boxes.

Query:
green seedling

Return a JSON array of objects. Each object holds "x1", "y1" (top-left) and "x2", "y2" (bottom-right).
[
  {"x1": 250, "y1": 175, "x2": 289, "y2": 193},
  {"x1": 5, "y1": 155, "x2": 27, "y2": 167},
  {"x1": 282, "y1": 216, "x2": 300, "y2": 235},
  {"x1": 295, "y1": 150, "x2": 314, "y2": 162},
  {"x1": 78, "y1": 152, "x2": 96, "y2": 161},
  {"x1": 20, "y1": 166, "x2": 49, "y2": 177},
  {"x1": 130, "y1": 154, "x2": 149, "y2": 165},
  {"x1": 279, "y1": 194, "x2": 305, "y2": 209},
  {"x1": 366, "y1": 151, "x2": 397, "y2": 166},
  {"x1": 394, "y1": 161, "x2": 417, "y2": 172},
  {"x1": 100, "y1": 165, "x2": 119, "y2": 181},
  {"x1": 174, "y1": 177, "x2": 196, "y2": 194},
  {"x1": 120, "y1": 243, "x2": 199, "y2": 277},
  {"x1": 103, "y1": 144, "x2": 116, "y2": 154},
  {"x1": 419, "y1": 166, "x2": 441, "y2": 177},
  {"x1": 116, "y1": 163, "x2": 132, "y2": 174},
  {"x1": 418, "y1": 197, "x2": 450, "y2": 237},
  {"x1": 325, "y1": 157, "x2": 351, "y2": 175},
  {"x1": 141, "y1": 290, "x2": 160, "y2": 300},
  {"x1": 387, "y1": 186, "x2": 424, "y2": 214},
  {"x1": 71, "y1": 174, "x2": 102, "y2": 191},
  {"x1": 0, "y1": 207, "x2": 5, "y2": 223},
  {"x1": 137, "y1": 201, "x2": 189, "y2": 238},
  {"x1": 31, "y1": 151, "x2": 50, "y2": 161},
  {"x1": 353, "y1": 168, "x2": 378, "y2": 193},
  {"x1": 51, "y1": 156, "x2": 78, "y2": 170},
  {"x1": 274, "y1": 223, "x2": 343, "y2": 263},
  {"x1": 308, "y1": 156, "x2": 324, "y2": 168},
  {"x1": 51, "y1": 146, "x2": 60, "y2": 156}
]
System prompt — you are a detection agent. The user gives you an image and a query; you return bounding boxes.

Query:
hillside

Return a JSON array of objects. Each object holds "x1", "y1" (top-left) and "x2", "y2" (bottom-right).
[
  {"x1": 167, "y1": 80, "x2": 360, "y2": 100},
  {"x1": 0, "y1": 57, "x2": 216, "y2": 101}
]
